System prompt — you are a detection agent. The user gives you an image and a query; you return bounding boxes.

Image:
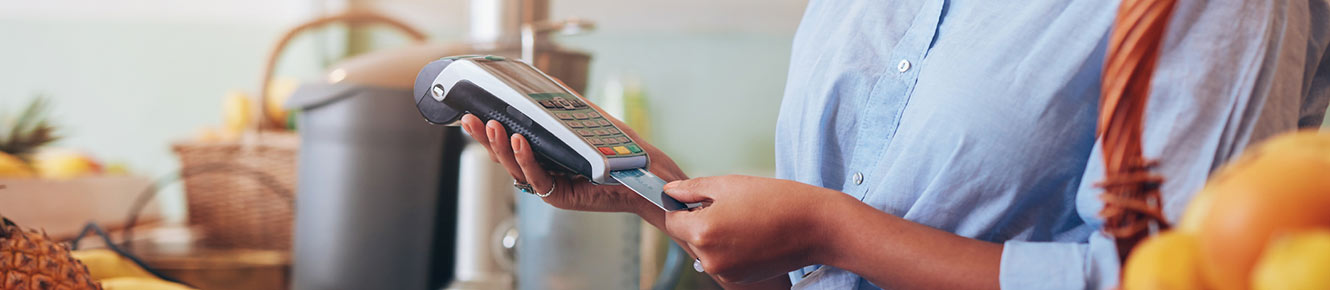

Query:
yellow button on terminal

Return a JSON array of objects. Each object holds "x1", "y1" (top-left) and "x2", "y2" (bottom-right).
[{"x1": 612, "y1": 146, "x2": 632, "y2": 155}]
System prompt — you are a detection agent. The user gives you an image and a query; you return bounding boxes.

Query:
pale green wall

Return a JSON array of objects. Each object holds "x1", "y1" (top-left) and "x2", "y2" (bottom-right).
[{"x1": 562, "y1": 32, "x2": 791, "y2": 176}]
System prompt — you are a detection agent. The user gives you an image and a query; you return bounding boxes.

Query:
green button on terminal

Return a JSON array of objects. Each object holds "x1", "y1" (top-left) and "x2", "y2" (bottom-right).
[{"x1": 625, "y1": 144, "x2": 642, "y2": 153}]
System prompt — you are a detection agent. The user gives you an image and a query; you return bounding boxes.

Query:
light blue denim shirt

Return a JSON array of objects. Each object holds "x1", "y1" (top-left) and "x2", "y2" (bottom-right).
[{"x1": 775, "y1": 0, "x2": 1330, "y2": 289}]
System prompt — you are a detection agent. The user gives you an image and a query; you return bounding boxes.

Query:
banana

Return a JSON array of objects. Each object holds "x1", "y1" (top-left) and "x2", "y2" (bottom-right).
[
  {"x1": 0, "y1": 151, "x2": 35, "y2": 178},
  {"x1": 71, "y1": 249, "x2": 157, "y2": 280},
  {"x1": 100, "y1": 277, "x2": 195, "y2": 290}
]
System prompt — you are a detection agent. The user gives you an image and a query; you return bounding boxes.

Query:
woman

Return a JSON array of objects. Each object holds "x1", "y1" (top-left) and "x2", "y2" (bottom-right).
[{"x1": 460, "y1": 0, "x2": 1330, "y2": 289}]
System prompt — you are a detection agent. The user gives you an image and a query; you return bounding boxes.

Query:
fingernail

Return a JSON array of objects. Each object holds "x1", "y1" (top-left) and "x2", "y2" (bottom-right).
[
  {"x1": 663, "y1": 181, "x2": 679, "y2": 190},
  {"x1": 512, "y1": 136, "x2": 523, "y2": 152}
]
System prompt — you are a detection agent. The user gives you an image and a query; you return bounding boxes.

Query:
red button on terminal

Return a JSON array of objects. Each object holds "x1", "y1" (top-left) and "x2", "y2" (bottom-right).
[{"x1": 597, "y1": 147, "x2": 616, "y2": 155}]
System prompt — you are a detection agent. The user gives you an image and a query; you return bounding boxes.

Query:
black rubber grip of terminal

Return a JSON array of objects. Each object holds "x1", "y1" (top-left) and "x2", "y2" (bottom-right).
[{"x1": 442, "y1": 80, "x2": 594, "y2": 178}]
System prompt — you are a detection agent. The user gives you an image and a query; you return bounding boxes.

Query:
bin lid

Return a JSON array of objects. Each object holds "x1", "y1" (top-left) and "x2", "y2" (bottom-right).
[
  {"x1": 285, "y1": 43, "x2": 467, "y2": 110},
  {"x1": 285, "y1": 83, "x2": 362, "y2": 110}
]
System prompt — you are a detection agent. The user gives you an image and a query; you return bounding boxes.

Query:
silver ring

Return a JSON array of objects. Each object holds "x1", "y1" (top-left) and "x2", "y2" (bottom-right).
[
  {"x1": 535, "y1": 180, "x2": 555, "y2": 198},
  {"x1": 514, "y1": 181, "x2": 534, "y2": 193},
  {"x1": 693, "y1": 259, "x2": 704, "y2": 273}
]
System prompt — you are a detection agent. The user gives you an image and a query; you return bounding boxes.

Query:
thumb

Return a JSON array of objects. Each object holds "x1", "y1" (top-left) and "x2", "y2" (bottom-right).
[
  {"x1": 663, "y1": 208, "x2": 699, "y2": 244},
  {"x1": 663, "y1": 177, "x2": 714, "y2": 204}
]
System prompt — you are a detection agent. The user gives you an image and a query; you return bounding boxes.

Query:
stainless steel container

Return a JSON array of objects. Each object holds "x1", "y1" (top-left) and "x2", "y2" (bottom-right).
[
  {"x1": 445, "y1": 142, "x2": 518, "y2": 290},
  {"x1": 516, "y1": 197, "x2": 642, "y2": 290},
  {"x1": 458, "y1": 1, "x2": 646, "y2": 289}
]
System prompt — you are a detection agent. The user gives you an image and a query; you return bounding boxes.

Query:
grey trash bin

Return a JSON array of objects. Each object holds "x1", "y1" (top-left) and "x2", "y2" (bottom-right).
[{"x1": 285, "y1": 45, "x2": 466, "y2": 290}]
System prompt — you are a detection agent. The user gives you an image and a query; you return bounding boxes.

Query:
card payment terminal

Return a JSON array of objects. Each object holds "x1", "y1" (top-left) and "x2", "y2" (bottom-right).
[{"x1": 413, "y1": 55, "x2": 690, "y2": 211}]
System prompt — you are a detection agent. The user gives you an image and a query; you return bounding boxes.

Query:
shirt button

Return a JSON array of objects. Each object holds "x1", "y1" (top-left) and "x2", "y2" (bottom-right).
[
  {"x1": 897, "y1": 59, "x2": 911, "y2": 73},
  {"x1": 852, "y1": 172, "x2": 864, "y2": 185}
]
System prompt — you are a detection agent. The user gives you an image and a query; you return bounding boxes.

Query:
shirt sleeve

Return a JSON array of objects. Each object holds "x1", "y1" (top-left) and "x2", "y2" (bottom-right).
[{"x1": 999, "y1": 0, "x2": 1330, "y2": 289}]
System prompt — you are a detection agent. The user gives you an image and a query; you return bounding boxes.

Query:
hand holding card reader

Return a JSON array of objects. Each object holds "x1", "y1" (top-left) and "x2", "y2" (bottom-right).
[{"x1": 414, "y1": 55, "x2": 692, "y2": 211}]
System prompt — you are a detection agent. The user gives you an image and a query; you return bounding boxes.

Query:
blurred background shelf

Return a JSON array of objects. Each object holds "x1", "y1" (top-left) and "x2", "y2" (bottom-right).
[{"x1": 0, "y1": 176, "x2": 160, "y2": 240}]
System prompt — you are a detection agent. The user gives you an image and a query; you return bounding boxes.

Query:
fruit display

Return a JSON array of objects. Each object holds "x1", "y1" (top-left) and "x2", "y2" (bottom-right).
[
  {"x1": 32, "y1": 150, "x2": 103, "y2": 180},
  {"x1": 0, "y1": 98, "x2": 59, "y2": 178},
  {"x1": 0, "y1": 98, "x2": 111, "y2": 179},
  {"x1": 71, "y1": 249, "x2": 194, "y2": 290},
  {"x1": 1250, "y1": 230, "x2": 1330, "y2": 290},
  {"x1": 264, "y1": 77, "x2": 300, "y2": 128},
  {"x1": 0, "y1": 152, "x2": 35, "y2": 178},
  {"x1": 1122, "y1": 130, "x2": 1330, "y2": 290},
  {"x1": 221, "y1": 90, "x2": 255, "y2": 139},
  {"x1": 0, "y1": 216, "x2": 194, "y2": 290},
  {"x1": 0, "y1": 216, "x2": 102, "y2": 289},
  {"x1": 99, "y1": 277, "x2": 193, "y2": 290},
  {"x1": 1122, "y1": 231, "x2": 1207, "y2": 290},
  {"x1": 193, "y1": 78, "x2": 300, "y2": 142},
  {"x1": 69, "y1": 249, "x2": 155, "y2": 281}
]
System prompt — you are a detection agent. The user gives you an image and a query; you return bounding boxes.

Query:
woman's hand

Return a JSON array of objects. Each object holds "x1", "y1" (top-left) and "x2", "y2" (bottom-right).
[
  {"x1": 665, "y1": 176, "x2": 1004, "y2": 290},
  {"x1": 662, "y1": 175, "x2": 860, "y2": 284},
  {"x1": 457, "y1": 112, "x2": 686, "y2": 215}
]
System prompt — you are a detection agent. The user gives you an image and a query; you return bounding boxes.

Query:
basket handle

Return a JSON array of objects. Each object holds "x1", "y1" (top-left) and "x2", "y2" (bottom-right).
[
  {"x1": 256, "y1": 11, "x2": 429, "y2": 130},
  {"x1": 1098, "y1": 0, "x2": 1177, "y2": 262}
]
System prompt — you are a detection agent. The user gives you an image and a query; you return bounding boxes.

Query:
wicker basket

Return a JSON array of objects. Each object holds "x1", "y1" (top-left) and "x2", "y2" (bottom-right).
[
  {"x1": 173, "y1": 133, "x2": 299, "y2": 250},
  {"x1": 172, "y1": 11, "x2": 426, "y2": 250},
  {"x1": 1099, "y1": 0, "x2": 1176, "y2": 266}
]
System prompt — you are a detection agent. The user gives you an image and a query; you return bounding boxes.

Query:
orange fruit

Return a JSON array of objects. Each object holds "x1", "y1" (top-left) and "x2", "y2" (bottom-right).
[
  {"x1": 1122, "y1": 231, "x2": 1209, "y2": 290},
  {"x1": 1194, "y1": 131, "x2": 1330, "y2": 290}
]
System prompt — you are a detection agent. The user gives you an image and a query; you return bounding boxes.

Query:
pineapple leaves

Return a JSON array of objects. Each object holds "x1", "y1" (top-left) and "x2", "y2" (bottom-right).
[{"x1": 0, "y1": 96, "x2": 60, "y2": 159}]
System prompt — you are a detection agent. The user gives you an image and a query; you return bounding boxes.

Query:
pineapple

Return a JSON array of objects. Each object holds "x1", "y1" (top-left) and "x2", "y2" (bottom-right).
[
  {"x1": 1, "y1": 216, "x2": 102, "y2": 289},
  {"x1": 0, "y1": 97, "x2": 60, "y2": 178}
]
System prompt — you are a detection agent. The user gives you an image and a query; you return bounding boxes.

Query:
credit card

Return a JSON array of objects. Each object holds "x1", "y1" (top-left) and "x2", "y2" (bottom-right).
[{"x1": 610, "y1": 168, "x2": 692, "y2": 211}]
